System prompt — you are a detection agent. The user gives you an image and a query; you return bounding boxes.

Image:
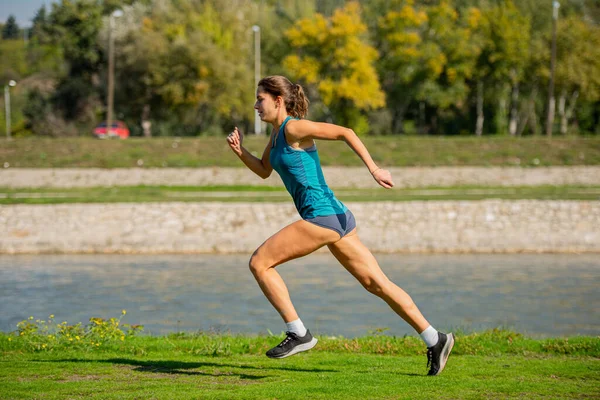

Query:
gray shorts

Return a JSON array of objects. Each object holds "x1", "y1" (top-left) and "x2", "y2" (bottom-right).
[{"x1": 305, "y1": 210, "x2": 356, "y2": 238}]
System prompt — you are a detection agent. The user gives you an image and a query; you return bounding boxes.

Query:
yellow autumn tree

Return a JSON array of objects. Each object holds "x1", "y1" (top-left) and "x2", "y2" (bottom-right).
[{"x1": 283, "y1": 1, "x2": 385, "y2": 134}]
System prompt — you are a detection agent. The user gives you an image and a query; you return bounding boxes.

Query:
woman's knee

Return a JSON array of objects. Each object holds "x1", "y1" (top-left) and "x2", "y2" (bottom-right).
[
  {"x1": 361, "y1": 276, "x2": 390, "y2": 297},
  {"x1": 249, "y1": 250, "x2": 269, "y2": 277}
]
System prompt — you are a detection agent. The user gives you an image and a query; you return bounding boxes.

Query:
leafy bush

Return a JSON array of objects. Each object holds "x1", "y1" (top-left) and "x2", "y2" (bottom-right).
[{"x1": 8, "y1": 310, "x2": 143, "y2": 352}]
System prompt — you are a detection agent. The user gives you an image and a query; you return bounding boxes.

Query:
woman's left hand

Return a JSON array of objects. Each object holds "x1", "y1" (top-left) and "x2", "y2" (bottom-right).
[
  {"x1": 372, "y1": 169, "x2": 394, "y2": 189},
  {"x1": 227, "y1": 127, "x2": 244, "y2": 157}
]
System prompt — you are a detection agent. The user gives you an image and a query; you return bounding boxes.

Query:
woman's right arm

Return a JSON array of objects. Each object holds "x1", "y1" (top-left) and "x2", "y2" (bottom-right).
[{"x1": 227, "y1": 127, "x2": 273, "y2": 179}]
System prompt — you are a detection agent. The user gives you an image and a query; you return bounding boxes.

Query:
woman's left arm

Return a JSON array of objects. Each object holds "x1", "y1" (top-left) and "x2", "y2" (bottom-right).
[{"x1": 286, "y1": 120, "x2": 394, "y2": 189}]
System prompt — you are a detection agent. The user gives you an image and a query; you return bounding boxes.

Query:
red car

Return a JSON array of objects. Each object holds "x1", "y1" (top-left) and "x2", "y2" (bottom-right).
[{"x1": 93, "y1": 121, "x2": 130, "y2": 139}]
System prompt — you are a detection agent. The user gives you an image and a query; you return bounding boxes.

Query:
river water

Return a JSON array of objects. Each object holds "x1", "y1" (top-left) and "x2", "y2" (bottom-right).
[{"x1": 1, "y1": 254, "x2": 598, "y2": 338}]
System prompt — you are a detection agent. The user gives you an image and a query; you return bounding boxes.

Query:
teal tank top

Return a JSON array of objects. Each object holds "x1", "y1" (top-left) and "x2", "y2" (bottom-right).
[{"x1": 269, "y1": 116, "x2": 348, "y2": 219}]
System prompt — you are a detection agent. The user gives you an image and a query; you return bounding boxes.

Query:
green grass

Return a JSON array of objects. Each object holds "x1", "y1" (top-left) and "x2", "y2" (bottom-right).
[
  {"x1": 1, "y1": 185, "x2": 599, "y2": 204},
  {"x1": 1, "y1": 331, "x2": 598, "y2": 399},
  {"x1": 2, "y1": 136, "x2": 600, "y2": 168}
]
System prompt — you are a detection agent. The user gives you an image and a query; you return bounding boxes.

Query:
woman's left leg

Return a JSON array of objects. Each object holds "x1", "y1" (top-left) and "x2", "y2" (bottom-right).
[
  {"x1": 250, "y1": 219, "x2": 341, "y2": 359},
  {"x1": 250, "y1": 219, "x2": 340, "y2": 323}
]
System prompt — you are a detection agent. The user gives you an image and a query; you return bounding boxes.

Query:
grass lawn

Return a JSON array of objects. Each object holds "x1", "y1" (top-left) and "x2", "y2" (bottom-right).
[
  {"x1": 1, "y1": 331, "x2": 598, "y2": 399},
  {"x1": 1, "y1": 185, "x2": 599, "y2": 204},
  {"x1": 2, "y1": 136, "x2": 600, "y2": 168}
]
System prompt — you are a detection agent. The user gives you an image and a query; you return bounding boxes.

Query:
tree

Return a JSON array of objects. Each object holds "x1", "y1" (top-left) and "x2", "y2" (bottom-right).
[
  {"x1": 2, "y1": 15, "x2": 20, "y2": 40},
  {"x1": 30, "y1": 6, "x2": 48, "y2": 41},
  {"x1": 257, "y1": 0, "x2": 316, "y2": 78},
  {"x1": 474, "y1": 0, "x2": 530, "y2": 135},
  {"x1": 283, "y1": 1, "x2": 385, "y2": 134},
  {"x1": 43, "y1": 0, "x2": 105, "y2": 122},
  {"x1": 553, "y1": 16, "x2": 600, "y2": 134},
  {"x1": 376, "y1": 0, "x2": 481, "y2": 134},
  {"x1": 112, "y1": 0, "x2": 258, "y2": 135},
  {"x1": 417, "y1": 1, "x2": 482, "y2": 134},
  {"x1": 0, "y1": 40, "x2": 27, "y2": 83},
  {"x1": 375, "y1": 0, "x2": 428, "y2": 134}
]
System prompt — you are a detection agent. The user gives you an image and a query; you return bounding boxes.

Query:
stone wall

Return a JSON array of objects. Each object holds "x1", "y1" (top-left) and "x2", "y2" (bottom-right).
[
  {"x1": 2, "y1": 200, "x2": 598, "y2": 254},
  {"x1": 2, "y1": 166, "x2": 600, "y2": 188}
]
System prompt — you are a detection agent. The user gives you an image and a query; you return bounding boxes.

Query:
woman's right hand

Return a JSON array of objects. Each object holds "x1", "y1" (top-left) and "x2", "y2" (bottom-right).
[
  {"x1": 372, "y1": 168, "x2": 394, "y2": 189},
  {"x1": 227, "y1": 127, "x2": 244, "y2": 157}
]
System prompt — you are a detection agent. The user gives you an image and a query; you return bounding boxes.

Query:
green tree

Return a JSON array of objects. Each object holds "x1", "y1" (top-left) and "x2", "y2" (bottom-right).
[
  {"x1": 375, "y1": 0, "x2": 428, "y2": 134},
  {"x1": 283, "y1": 1, "x2": 385, "y2": 134},
  {"x1": 112, "y1": 0, "x2": 258, "y2": 136},
  {"x1": 0, "y1": 7, "x2": 64, "y2": 137},
  {"x1": 43, "y1": 0, "x2": 105, "y2": 122},
  {"x1": 553, "y1": 16, "x2": 600, "y2": 134},
  {"x1": 418, "y1": 1, "x2": 481, "y2": 134},
  {"x1": 376, "y1": 0, "x2": 481, "y2": 134},
  {"x1": 474, "y1": 0, "x2": 530, "y2": 135},
  {"x1": 2, "y1": 15, "x2": 20, "y2": 39},
  {"x1": 0, "y1": 40, "x2": 27, "y2": 83},
  {"x1": 30, "y1": 6, "x2": 48, "y2": 41},
  {"x1": 47, "y1": 0, "x2": 103, "y2": 78}
]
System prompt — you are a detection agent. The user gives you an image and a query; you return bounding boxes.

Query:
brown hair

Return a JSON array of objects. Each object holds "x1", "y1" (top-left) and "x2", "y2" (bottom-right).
[{"x1": 257, "y1": 76, "x2": 309, "y2": 118}]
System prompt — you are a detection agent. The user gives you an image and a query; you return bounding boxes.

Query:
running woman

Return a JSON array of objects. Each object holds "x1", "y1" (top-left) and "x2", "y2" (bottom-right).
[{"x1": 226, "y1": 75, "x2": 453, "y2": 375}]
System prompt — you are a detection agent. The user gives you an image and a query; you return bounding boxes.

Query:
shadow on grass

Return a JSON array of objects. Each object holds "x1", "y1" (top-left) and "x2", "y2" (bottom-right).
[{"x1": 37, "y1": 358, "x2": 339, "y2": 380}]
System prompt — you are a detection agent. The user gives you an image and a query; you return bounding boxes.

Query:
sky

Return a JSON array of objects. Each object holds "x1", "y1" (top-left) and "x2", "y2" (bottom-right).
[{"x1": 0, "y1": 0, "x2": 57, "y2": 27}]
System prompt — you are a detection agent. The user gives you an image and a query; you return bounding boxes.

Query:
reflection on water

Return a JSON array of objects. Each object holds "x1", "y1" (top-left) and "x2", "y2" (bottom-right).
[{"x1": 0, "y1": 254, "x2": 598, "y2": 337}]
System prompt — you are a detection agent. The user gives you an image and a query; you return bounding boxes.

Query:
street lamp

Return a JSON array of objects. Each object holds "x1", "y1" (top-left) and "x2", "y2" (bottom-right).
[
  {"x1": 4, "y1": 80, "x2": 16, "y2": 139},
  {"x1": 546, "y1": 1, "x2": 560, "y2": 137},
  {"x1": 106, "y1": 9, "x2": 123, "y2": 137},
  {"x1": 252, "y1": 25, "x2": 262, "y2": 135}
]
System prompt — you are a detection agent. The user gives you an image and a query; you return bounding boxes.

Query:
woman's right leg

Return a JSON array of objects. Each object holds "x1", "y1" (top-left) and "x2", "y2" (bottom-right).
[
  {"x1": 327, "y1": 229, "x2": 454, "y2": 375},
  {"x1": 327, "y1": 229, "x2": 430, "y2": 332},
  {"x1": 249, "y1": 219, "x2": 340, "y2": 323}
]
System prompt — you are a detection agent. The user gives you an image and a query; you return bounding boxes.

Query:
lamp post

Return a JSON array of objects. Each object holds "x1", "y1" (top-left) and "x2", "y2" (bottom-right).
[
  {"x1": 546, "y1": 1, "x2": 560, "y2": 137},
  {"x1": 4, "y1": 80, "x2": 16, "y2": 139},
  {"x1": 106, "y1": 10, "x2": 123, "y2": 137},
  {"x1": 252, "y1": 25, "x2": 262, "y2": 135}
]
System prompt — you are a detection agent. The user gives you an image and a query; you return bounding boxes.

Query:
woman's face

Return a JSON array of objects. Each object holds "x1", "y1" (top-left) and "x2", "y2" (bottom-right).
[{"x1": 254, "y1": 87, "x2": 281, "y2": 123}]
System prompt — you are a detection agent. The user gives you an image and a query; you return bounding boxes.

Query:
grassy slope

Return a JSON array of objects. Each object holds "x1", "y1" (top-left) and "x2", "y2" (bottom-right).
[
  {"x1": 2, "y1": 137, "x2": 600, "y2": 168},
  {"x1": 1, "y1": 331, "x2": 599, "y2": 399},
  {"x1": 1, "y1": 185, "x2": 600, "y2": 204}
]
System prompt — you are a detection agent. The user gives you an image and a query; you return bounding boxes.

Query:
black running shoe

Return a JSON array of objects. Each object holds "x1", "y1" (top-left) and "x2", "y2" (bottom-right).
[
  {"x1": 426, "y1": 332, "x2": 454, "y2": 376},
  {"x1": 266, "y1": 330, "x2": 318, "y2": 359}
]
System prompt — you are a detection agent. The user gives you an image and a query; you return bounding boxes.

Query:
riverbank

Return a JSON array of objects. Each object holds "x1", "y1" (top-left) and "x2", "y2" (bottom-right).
[
  {"x1": 2, "y1": 200, "x2": 598, "y2": 254},
  {"x1": 3, "y1": 136, "x2": 599, "y2": 168},
  {"x1": 2, "y1": 167, "x2": 598, "y2": 254}
]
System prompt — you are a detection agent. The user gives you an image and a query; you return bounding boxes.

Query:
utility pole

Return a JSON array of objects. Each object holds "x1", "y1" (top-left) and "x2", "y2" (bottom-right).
[
  {"x1": 546, "y1": 1, "x2": 560, "y2": 137},
  {"x1": 4, "y1": 80, "x2": 16, "y2": 139},
  {"x1": 106, "y1": 10, "x2": 122, "y2": 136},
  {"x1": 252, "y1": 25, "x2": 262, "y2": 135}
]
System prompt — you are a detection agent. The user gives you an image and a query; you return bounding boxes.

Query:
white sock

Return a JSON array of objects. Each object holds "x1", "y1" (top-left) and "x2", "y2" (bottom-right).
[
  {"x1": 420, "y1": 325, "x2": 439, "y2": 348},
  {"x1": 286, "y1": 318, "x2": 307, "y2": 337}
]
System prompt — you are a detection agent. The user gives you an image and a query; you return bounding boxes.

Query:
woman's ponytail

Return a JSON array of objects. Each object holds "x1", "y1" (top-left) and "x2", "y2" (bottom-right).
[
  {"x1": 257, "y1": 76, "x2": 310, "y2": 118},
  {"x1": 291, "y1": 83, "x2": 309, "y2": 119}
]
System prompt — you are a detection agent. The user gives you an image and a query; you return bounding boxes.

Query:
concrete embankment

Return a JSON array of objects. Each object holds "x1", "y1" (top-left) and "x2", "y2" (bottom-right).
[
  {"x1": 2, "y1": 201, "x2": 598, "y2": 254},
  {"x1": 1, "y1": 167, "x2": 598, "y2": 254}
]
